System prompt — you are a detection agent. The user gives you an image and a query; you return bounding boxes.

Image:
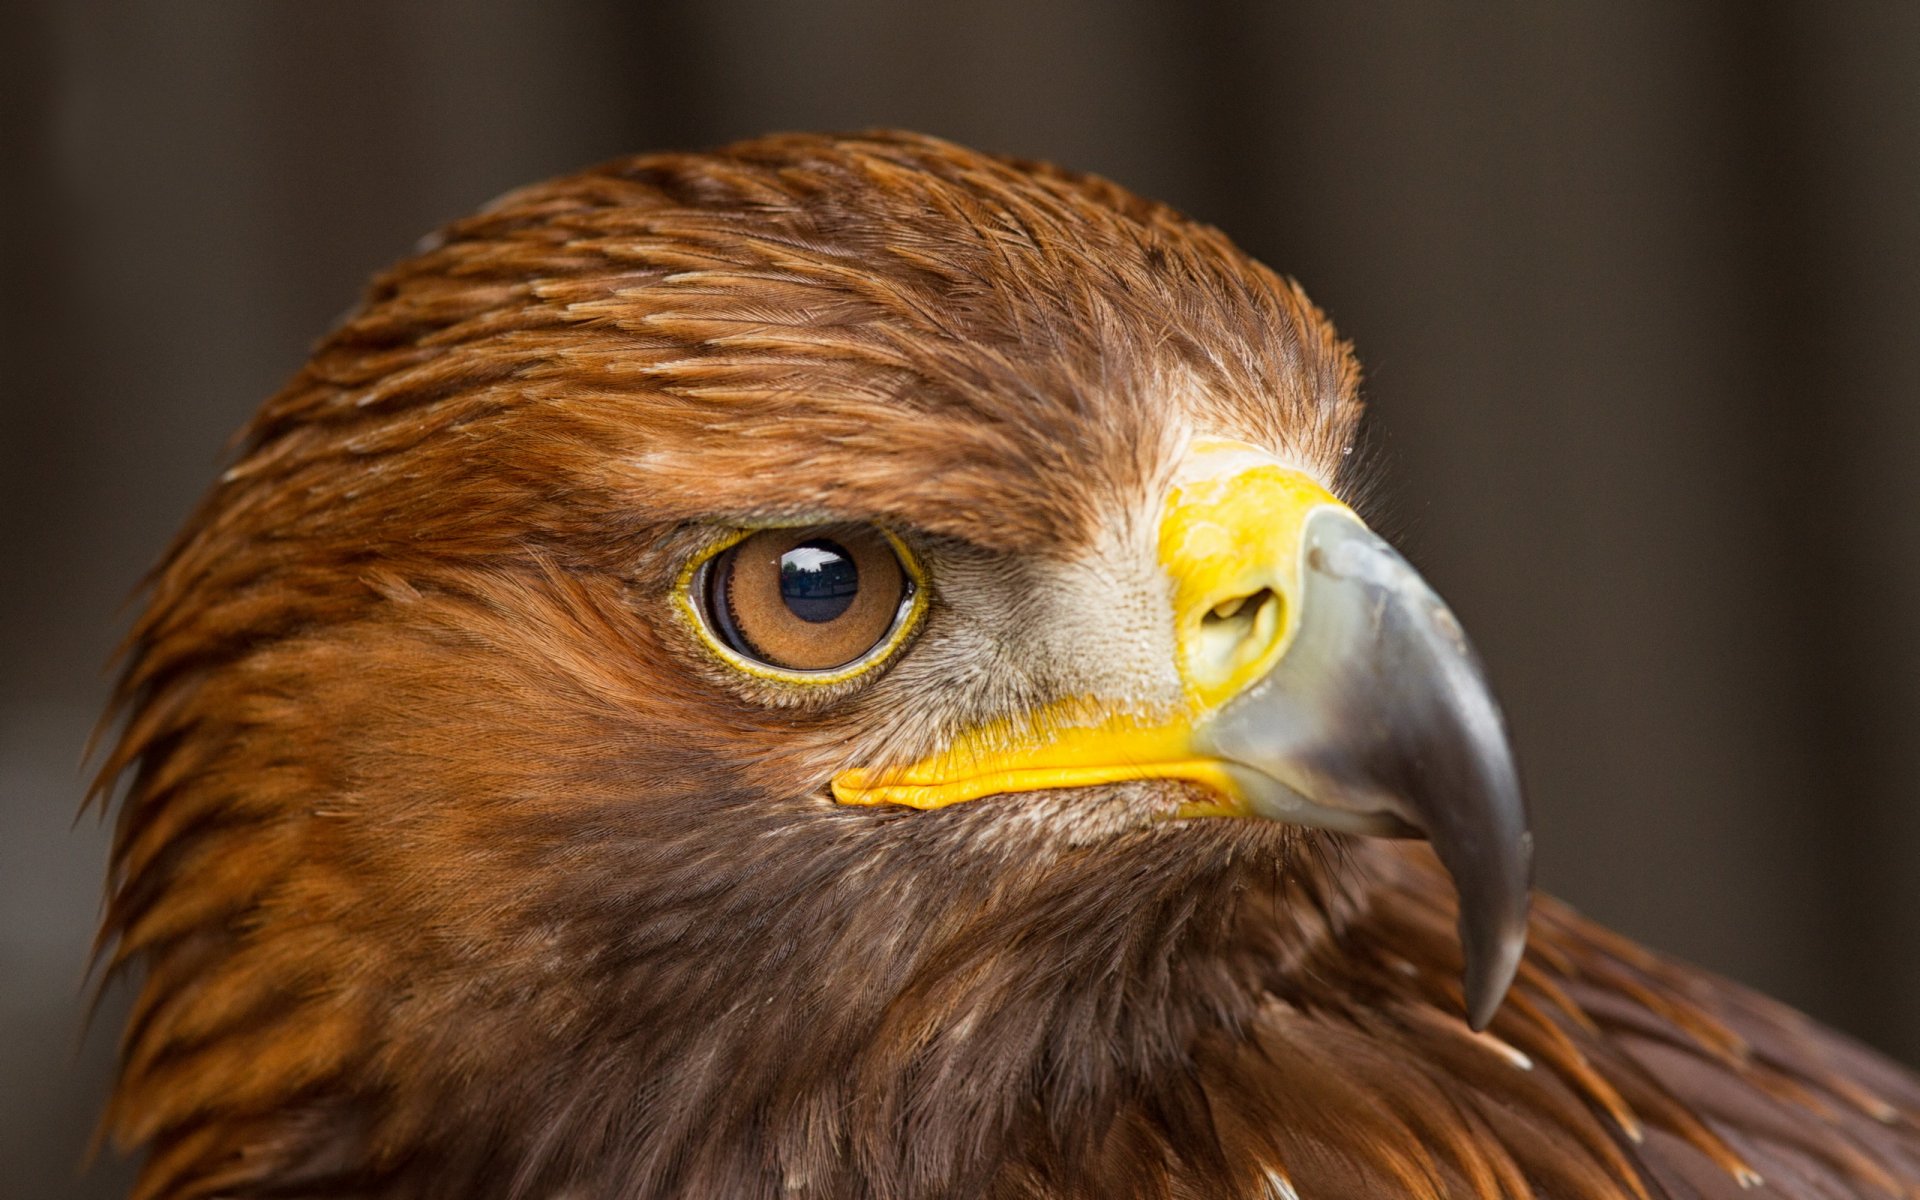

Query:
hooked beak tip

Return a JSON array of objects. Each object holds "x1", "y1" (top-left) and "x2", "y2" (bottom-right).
[{"x1": 1201, "y1": 508, "x2": 1534, "y2": 1028}]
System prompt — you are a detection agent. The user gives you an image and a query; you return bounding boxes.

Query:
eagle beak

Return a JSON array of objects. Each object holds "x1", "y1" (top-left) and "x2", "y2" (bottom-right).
[
  {"x1": 1194, "y1": 506, "x2": 1532, "y2": 1030},
  {"x1": 833, "y1": 438, "x2": 1532, "y2": 1028}
]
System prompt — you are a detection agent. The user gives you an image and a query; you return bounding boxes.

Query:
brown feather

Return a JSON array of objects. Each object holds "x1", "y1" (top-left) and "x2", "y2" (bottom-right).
[{"x1": 91, "y1": 130, "x2": 1920, "y2": 1198}]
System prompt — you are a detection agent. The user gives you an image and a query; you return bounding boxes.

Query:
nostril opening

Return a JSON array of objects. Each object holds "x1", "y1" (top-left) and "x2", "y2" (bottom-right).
[
  {"x1": 1193, "y1": 587, "x2": 1284, "y2": 687},
  {"x1": 1203, "y1": 587, "x2": 1276, "y2": 629}
]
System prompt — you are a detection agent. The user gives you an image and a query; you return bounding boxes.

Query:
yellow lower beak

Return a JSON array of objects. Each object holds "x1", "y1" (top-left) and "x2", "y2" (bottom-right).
[{"x1": 830, "y1": 708, "x2": 1243, "y2": 816}]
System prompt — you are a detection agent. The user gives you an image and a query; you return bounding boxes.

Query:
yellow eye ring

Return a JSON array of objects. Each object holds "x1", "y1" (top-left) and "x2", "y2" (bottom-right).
[{"x1": 675, "y1": 524, "x2": 929, "y2": 686}]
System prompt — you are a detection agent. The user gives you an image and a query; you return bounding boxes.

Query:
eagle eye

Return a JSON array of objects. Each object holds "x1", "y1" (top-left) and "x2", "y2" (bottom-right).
[{"x1": 686, "y1": 524, "x2": 923, "y2": 680}]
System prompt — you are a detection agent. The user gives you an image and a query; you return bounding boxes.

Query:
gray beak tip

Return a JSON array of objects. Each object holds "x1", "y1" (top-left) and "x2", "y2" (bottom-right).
[{"x1": 1462, "y1": 899, "x2": 1530, "y2": 1031}]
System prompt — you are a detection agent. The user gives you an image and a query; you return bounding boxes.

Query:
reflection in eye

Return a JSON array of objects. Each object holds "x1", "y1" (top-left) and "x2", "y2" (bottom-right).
[{"x1": 779, "y1": 540, "x2": 859, "y2": 623}]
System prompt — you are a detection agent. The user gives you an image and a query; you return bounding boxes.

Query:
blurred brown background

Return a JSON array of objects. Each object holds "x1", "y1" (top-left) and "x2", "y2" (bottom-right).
[{"x1": 6, "y1": 3, "x2": 1919, "y2": 1195}]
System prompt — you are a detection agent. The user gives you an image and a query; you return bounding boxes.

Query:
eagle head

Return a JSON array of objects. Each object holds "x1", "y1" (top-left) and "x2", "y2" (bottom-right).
[{"x1": 98, "y1": 131, "x2": 1539, "y2": 1198}]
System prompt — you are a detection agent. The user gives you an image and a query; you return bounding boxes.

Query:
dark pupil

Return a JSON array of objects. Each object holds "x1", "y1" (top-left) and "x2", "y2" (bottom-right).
[{"x1": 778, "y1": 539, "x2": 859, "y2": 623}]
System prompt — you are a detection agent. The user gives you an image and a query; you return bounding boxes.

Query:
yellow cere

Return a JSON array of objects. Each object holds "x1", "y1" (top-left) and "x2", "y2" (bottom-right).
[
  {"x1": 1159, "y1": 438, "x2": 1342, "y2": 710},
  {"x1": 832, "y1": 437, "x2": 1353, "y2": 813}
]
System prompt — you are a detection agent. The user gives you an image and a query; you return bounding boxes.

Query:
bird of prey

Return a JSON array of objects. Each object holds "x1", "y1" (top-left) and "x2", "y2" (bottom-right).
[{"x1": 92, "y1": 130, "x2": 1920, "y2": 1200}]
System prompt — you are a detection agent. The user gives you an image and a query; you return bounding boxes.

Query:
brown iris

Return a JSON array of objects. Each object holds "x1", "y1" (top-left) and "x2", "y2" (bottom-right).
[{"x1": 699, "y1": 525, "x2": 912, "y2": 672}]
